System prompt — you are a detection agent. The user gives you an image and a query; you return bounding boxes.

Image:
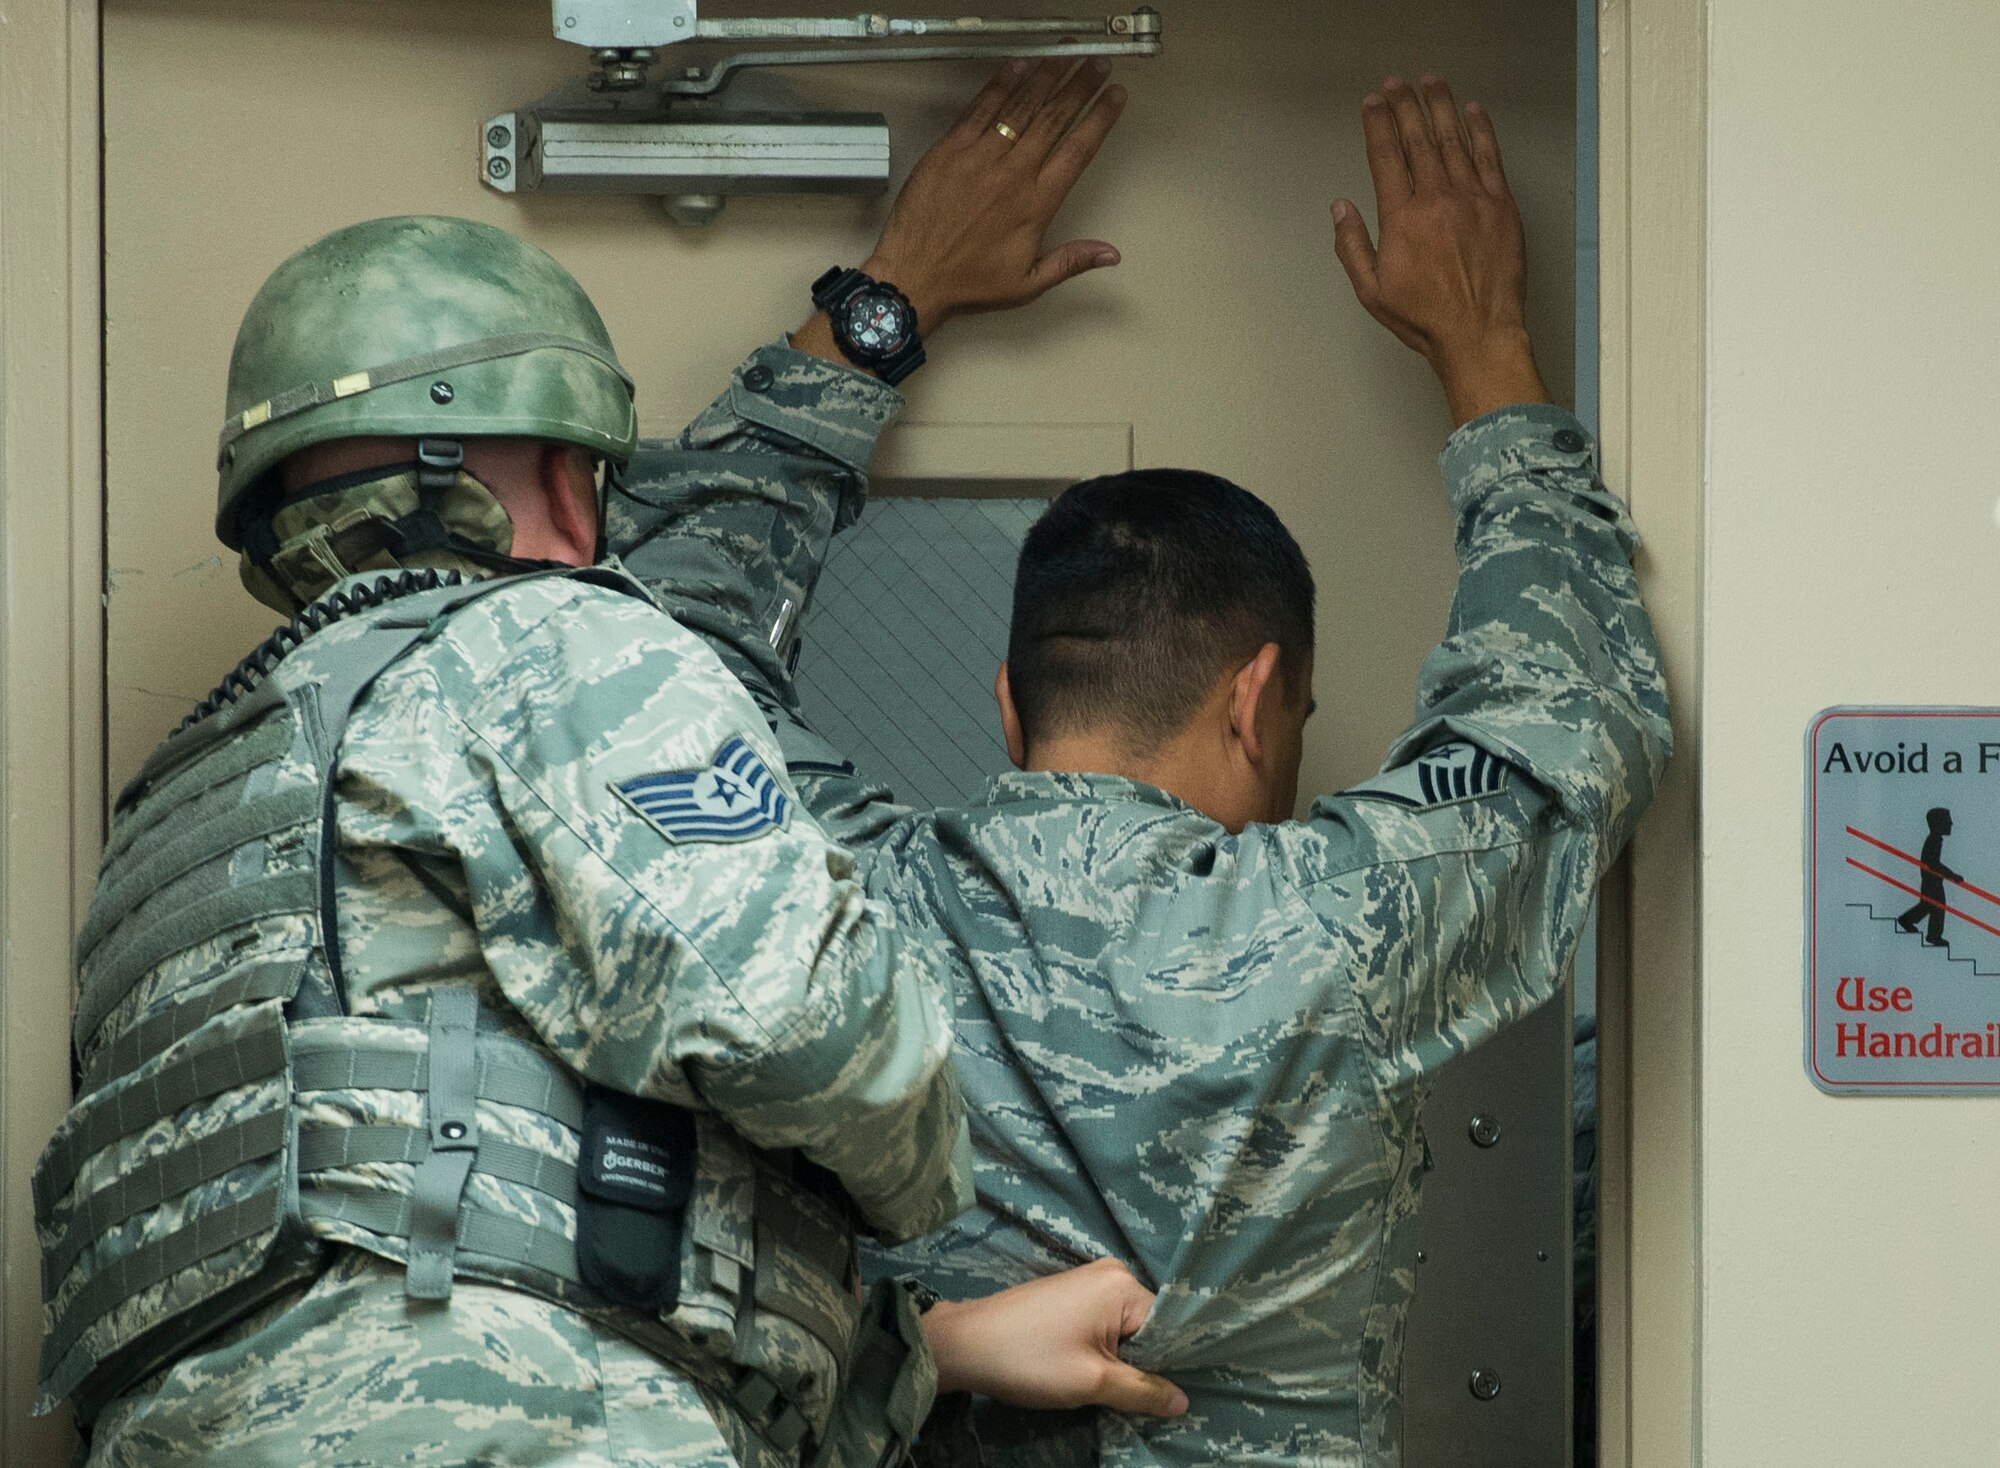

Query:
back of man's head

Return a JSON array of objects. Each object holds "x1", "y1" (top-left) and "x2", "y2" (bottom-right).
[{"x1": 1007, "y1": 470, "x2": 1316, "y2": 754}]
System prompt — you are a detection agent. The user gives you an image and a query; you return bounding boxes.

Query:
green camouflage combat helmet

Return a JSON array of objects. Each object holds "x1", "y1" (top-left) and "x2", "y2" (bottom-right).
[{"x1": 217, "y1": 216, "x2": 637, "y2": 609}]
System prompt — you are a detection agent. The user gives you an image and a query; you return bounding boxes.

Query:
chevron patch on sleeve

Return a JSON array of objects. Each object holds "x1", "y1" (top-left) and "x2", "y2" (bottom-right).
[
  {"x1": 1344, "y1": 741, "x2": 1511, "y2": 811},
  {"x1": 612, "y1": 736, "x2": 792, "y2": 843}
]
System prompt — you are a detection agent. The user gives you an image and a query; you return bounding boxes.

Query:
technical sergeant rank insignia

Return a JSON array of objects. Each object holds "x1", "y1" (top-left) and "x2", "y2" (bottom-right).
[
  {"x1": 1344, "y1": 740, "x2": 1511, "y2": 811},
  {"x1": 613, "y1": 736, "x2": 792, "y2": 843}
]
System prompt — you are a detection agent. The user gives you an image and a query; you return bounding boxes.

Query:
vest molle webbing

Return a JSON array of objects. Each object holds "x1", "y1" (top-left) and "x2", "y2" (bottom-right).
[{"x1": 35, "y1": 568, "x2": 896, "y2": 1459}]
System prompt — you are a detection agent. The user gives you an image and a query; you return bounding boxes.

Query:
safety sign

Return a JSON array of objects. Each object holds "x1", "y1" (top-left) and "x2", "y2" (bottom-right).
[{"x1": 1808, "y1": 708, "x2": 2000, "y2": 1093}]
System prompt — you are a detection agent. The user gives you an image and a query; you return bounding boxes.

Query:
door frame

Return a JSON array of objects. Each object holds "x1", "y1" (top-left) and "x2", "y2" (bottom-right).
[
  {"x1": 1595, "y1": 0, "x2": 1705, "y2": 1463},
  {"x1": 0, "y1": 3, "x2": 105, "y2": 1460}
]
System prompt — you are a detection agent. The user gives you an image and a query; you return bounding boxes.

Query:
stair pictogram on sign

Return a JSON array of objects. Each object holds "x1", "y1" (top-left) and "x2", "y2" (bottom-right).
[
  {"x1": 1844, "y1": 904, "x2": 2000, "y2": 977},
  {"x1": 1843, "y1": 817, "x2": 2000, "y2": 975}
]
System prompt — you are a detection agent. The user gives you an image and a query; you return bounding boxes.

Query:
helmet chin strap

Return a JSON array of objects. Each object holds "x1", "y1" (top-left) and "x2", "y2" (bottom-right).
[
  {"x1": 400, "y1": 440, "x2": 573, "y2": 576},
  {"x1": 392, "y1": 437, "x2": 472, "y2": 558},
  {"x1": 416, "y1": 437, "x2": 609, "y2": 569}
]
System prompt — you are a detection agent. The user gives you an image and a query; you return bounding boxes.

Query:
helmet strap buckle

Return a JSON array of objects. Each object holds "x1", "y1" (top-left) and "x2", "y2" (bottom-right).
[{"x1": 416, "y1": 438, "x2": 464, "y2": 491}]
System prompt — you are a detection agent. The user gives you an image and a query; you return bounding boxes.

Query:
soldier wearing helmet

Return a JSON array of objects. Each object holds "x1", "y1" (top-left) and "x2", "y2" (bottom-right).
[
  {"x1": 37, "y1": 65, "x2": 1178, "y2": 1467},
  {"x1": 215, "y1": 214, "x2": 642, "y2": 612}
]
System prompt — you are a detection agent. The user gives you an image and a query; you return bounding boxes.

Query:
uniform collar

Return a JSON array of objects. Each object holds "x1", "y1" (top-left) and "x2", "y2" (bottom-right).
[
  {"x1": 977, "y1": 769, "x2": 1194, "y2": 814},
  {"x1": 320, "y1": 553, "x2": 646, "y2": 604}
]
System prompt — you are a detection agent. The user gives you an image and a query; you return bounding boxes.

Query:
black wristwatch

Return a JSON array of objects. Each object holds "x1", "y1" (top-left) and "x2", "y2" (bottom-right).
[{"x1": 812, "y1": 267, "x2": 927, "y2": 386}]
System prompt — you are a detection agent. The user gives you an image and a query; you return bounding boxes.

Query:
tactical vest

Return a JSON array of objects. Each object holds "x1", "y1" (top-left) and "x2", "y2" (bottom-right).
[{"x1": 34, "y1": 569, "x2": 927, "y2": 1463}]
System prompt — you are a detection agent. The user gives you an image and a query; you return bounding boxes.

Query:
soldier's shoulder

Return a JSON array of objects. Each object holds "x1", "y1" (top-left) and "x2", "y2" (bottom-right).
[
  {"x1": 428, "y1": 572, "x2": 751, "y2": 748},
  {"x1": 1272, "y1": 741, "x2": 1550, "y2": 893},
  {"x1": 430, "y1": 572, "x2": 683, "y2": 676},
  {"x1": 475, "y1": 569, "x2": 664, "y2": 633}
]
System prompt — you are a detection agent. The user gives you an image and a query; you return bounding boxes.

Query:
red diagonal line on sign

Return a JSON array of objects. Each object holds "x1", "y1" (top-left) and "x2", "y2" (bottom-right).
[
  {"x1": 1846, "y1": 825, "x2": 2000, "y2": 910},
  {"x1": 1845, "y1": 858, "x2": 2000, "y2": 940}
]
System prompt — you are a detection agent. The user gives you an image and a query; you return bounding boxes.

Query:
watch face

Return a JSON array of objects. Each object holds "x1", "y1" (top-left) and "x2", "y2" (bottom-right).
[{"x1": 843, "y1": 291, "x2": 912, "y2": 357}]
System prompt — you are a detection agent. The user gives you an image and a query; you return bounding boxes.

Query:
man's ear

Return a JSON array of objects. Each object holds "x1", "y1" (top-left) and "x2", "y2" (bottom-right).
[
  {"x1": 996, "y1": 662, "x2": 1028, "y2": 770},
  {"x1": 540, "y1": 443, "x2": 598, "y2": 565},
  {"x1": 1227, "y1": 643, "x2": 1284, "y2": 766}
]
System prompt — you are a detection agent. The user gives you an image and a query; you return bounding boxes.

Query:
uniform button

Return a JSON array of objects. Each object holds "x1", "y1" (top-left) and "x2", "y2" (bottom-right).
[
  {"x1": 1553, "y1": 428, "x2": 1587, "y2": 454},
  {"x1": 742, "y1": 364, "x2": 775, "y2": 393}
]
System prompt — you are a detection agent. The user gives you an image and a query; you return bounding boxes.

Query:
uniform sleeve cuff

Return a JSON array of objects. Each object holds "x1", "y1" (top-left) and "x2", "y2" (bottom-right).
[
  {"x1": 724, "y1": 339, "x2": 905, "y2": 475},
  {"x1": 1440, "y1": 404, "x2": 1597, "y2": 513},
  {"x1": 1439, "y1": 403, "x2": 1640, "y2": 548}
]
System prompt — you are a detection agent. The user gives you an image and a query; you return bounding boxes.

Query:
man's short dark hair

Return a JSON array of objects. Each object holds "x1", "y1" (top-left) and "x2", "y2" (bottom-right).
[{"x1": 1007, "y1": 469, "x2": 1316, "y2": 751}]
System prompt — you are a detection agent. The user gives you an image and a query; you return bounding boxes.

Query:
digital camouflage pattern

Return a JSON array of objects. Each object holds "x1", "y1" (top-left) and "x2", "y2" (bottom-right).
[
  {"x1": 87, "y1": 1252, "x2": 792, "y2": 1468},
  {"x1": 329, "y1": 567, "x2": 965, "y2": 1225},
  {"x1": 79, "y1": 564, "x2": 970, "y2": 1465},
  {"x1": 611, "y1": 343, "x2": 1672, "y2": 1468}
]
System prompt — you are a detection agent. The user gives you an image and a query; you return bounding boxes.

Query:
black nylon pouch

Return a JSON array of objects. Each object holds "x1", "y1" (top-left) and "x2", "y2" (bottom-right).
[{"x1": 576, "y1": 1084, "x2": 697, "y2": 1313}]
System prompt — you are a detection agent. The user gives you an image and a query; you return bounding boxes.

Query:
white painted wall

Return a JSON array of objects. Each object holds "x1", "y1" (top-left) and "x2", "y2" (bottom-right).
[{"x1": 1703, "y1": 2, "x2": 2000, "y2": 1461}]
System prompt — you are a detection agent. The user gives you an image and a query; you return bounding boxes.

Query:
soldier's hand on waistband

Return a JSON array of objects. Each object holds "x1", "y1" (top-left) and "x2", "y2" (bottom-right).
[
  {"x1": 919, "y1": 1257, "x2": 1188, "y2": 1417},
  {"x1": 860, "y1": 58, "x2": 1130, "y2": 336},
  {"x1": 1331, "y1": 74, "x2": 1551, "y2": 428}
]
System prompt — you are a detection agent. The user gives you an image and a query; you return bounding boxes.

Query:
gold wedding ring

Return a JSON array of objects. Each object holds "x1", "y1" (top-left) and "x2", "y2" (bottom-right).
[{"x1": 994, "y1": 121, "x2": 1020, "y2": 142}]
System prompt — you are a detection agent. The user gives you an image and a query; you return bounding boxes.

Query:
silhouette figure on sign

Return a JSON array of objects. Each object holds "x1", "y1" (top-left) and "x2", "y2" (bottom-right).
[{"x1": 1896, "y1": 807, "x2": 1963, "y2": 947}]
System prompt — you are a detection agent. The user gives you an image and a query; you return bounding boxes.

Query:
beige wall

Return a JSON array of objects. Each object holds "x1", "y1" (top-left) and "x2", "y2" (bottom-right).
[
  {"x1": 1702, "y1": 0, "x2": 2000, "y2": 1462},
  {"x1": 102, "y1": 0, "x2": 1576, "y2": 802}
]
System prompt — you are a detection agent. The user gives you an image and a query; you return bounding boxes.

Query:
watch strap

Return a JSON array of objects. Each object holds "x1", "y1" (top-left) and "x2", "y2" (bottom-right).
[
  {"x1": 875, "y1": 338, "x2": 927, "y2": 387},
  {"x1": 811, "y1": 266, "x2": 871, "y2": 312}
]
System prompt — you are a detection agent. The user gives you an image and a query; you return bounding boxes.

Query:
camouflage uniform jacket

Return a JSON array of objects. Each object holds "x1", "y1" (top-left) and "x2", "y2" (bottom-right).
[
  {"x1": 279, "y1": 563, "x2": 969, "y2": 1436},
  {"x1": 319, "y1": 563, "x2": 967, "y2": 1229},
  {"x1": 610, "y1": 344, "x2": 1673, "y2": 1468}
]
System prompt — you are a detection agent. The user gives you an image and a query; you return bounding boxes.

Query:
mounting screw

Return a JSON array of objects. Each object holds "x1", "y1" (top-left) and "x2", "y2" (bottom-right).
[
  {"x1": 487, "y1": 156, "x2": 512, "y2": 180},
  {"x1": 1415, "y1": 1249, "x2": 1427, "y2": 1264},
  {"x1": 1469, "y1": 1370, "x2": 1502, "y2": 1402},
  {"x1": 430, "y1": 382, "x2": 455, "y2": 404},
  {"x1": 1469, "y1": 1114, "x2": 1502, "y2": 1148},
  {"x1": 1111, "y1": 13, "x2": 1131, "y2": 31},
  {"x1": 440, "y1": 1120, "x2": 468, "y2": 1141},
  {"x1": 563, "y1": 13, "x2": 577, "y2": 27},
  {"x1": 486, "y1": 124, "x2": 512, "y2": 149},
  {"x1": 1536, "y1": 1248, "x2": 1550, "y2": 1263}
]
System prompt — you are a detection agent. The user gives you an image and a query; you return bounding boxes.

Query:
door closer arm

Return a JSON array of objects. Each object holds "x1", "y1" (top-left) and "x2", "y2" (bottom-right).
[{"x1": 555, "y1": 5, "x2": 1162, "y2": 91}]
